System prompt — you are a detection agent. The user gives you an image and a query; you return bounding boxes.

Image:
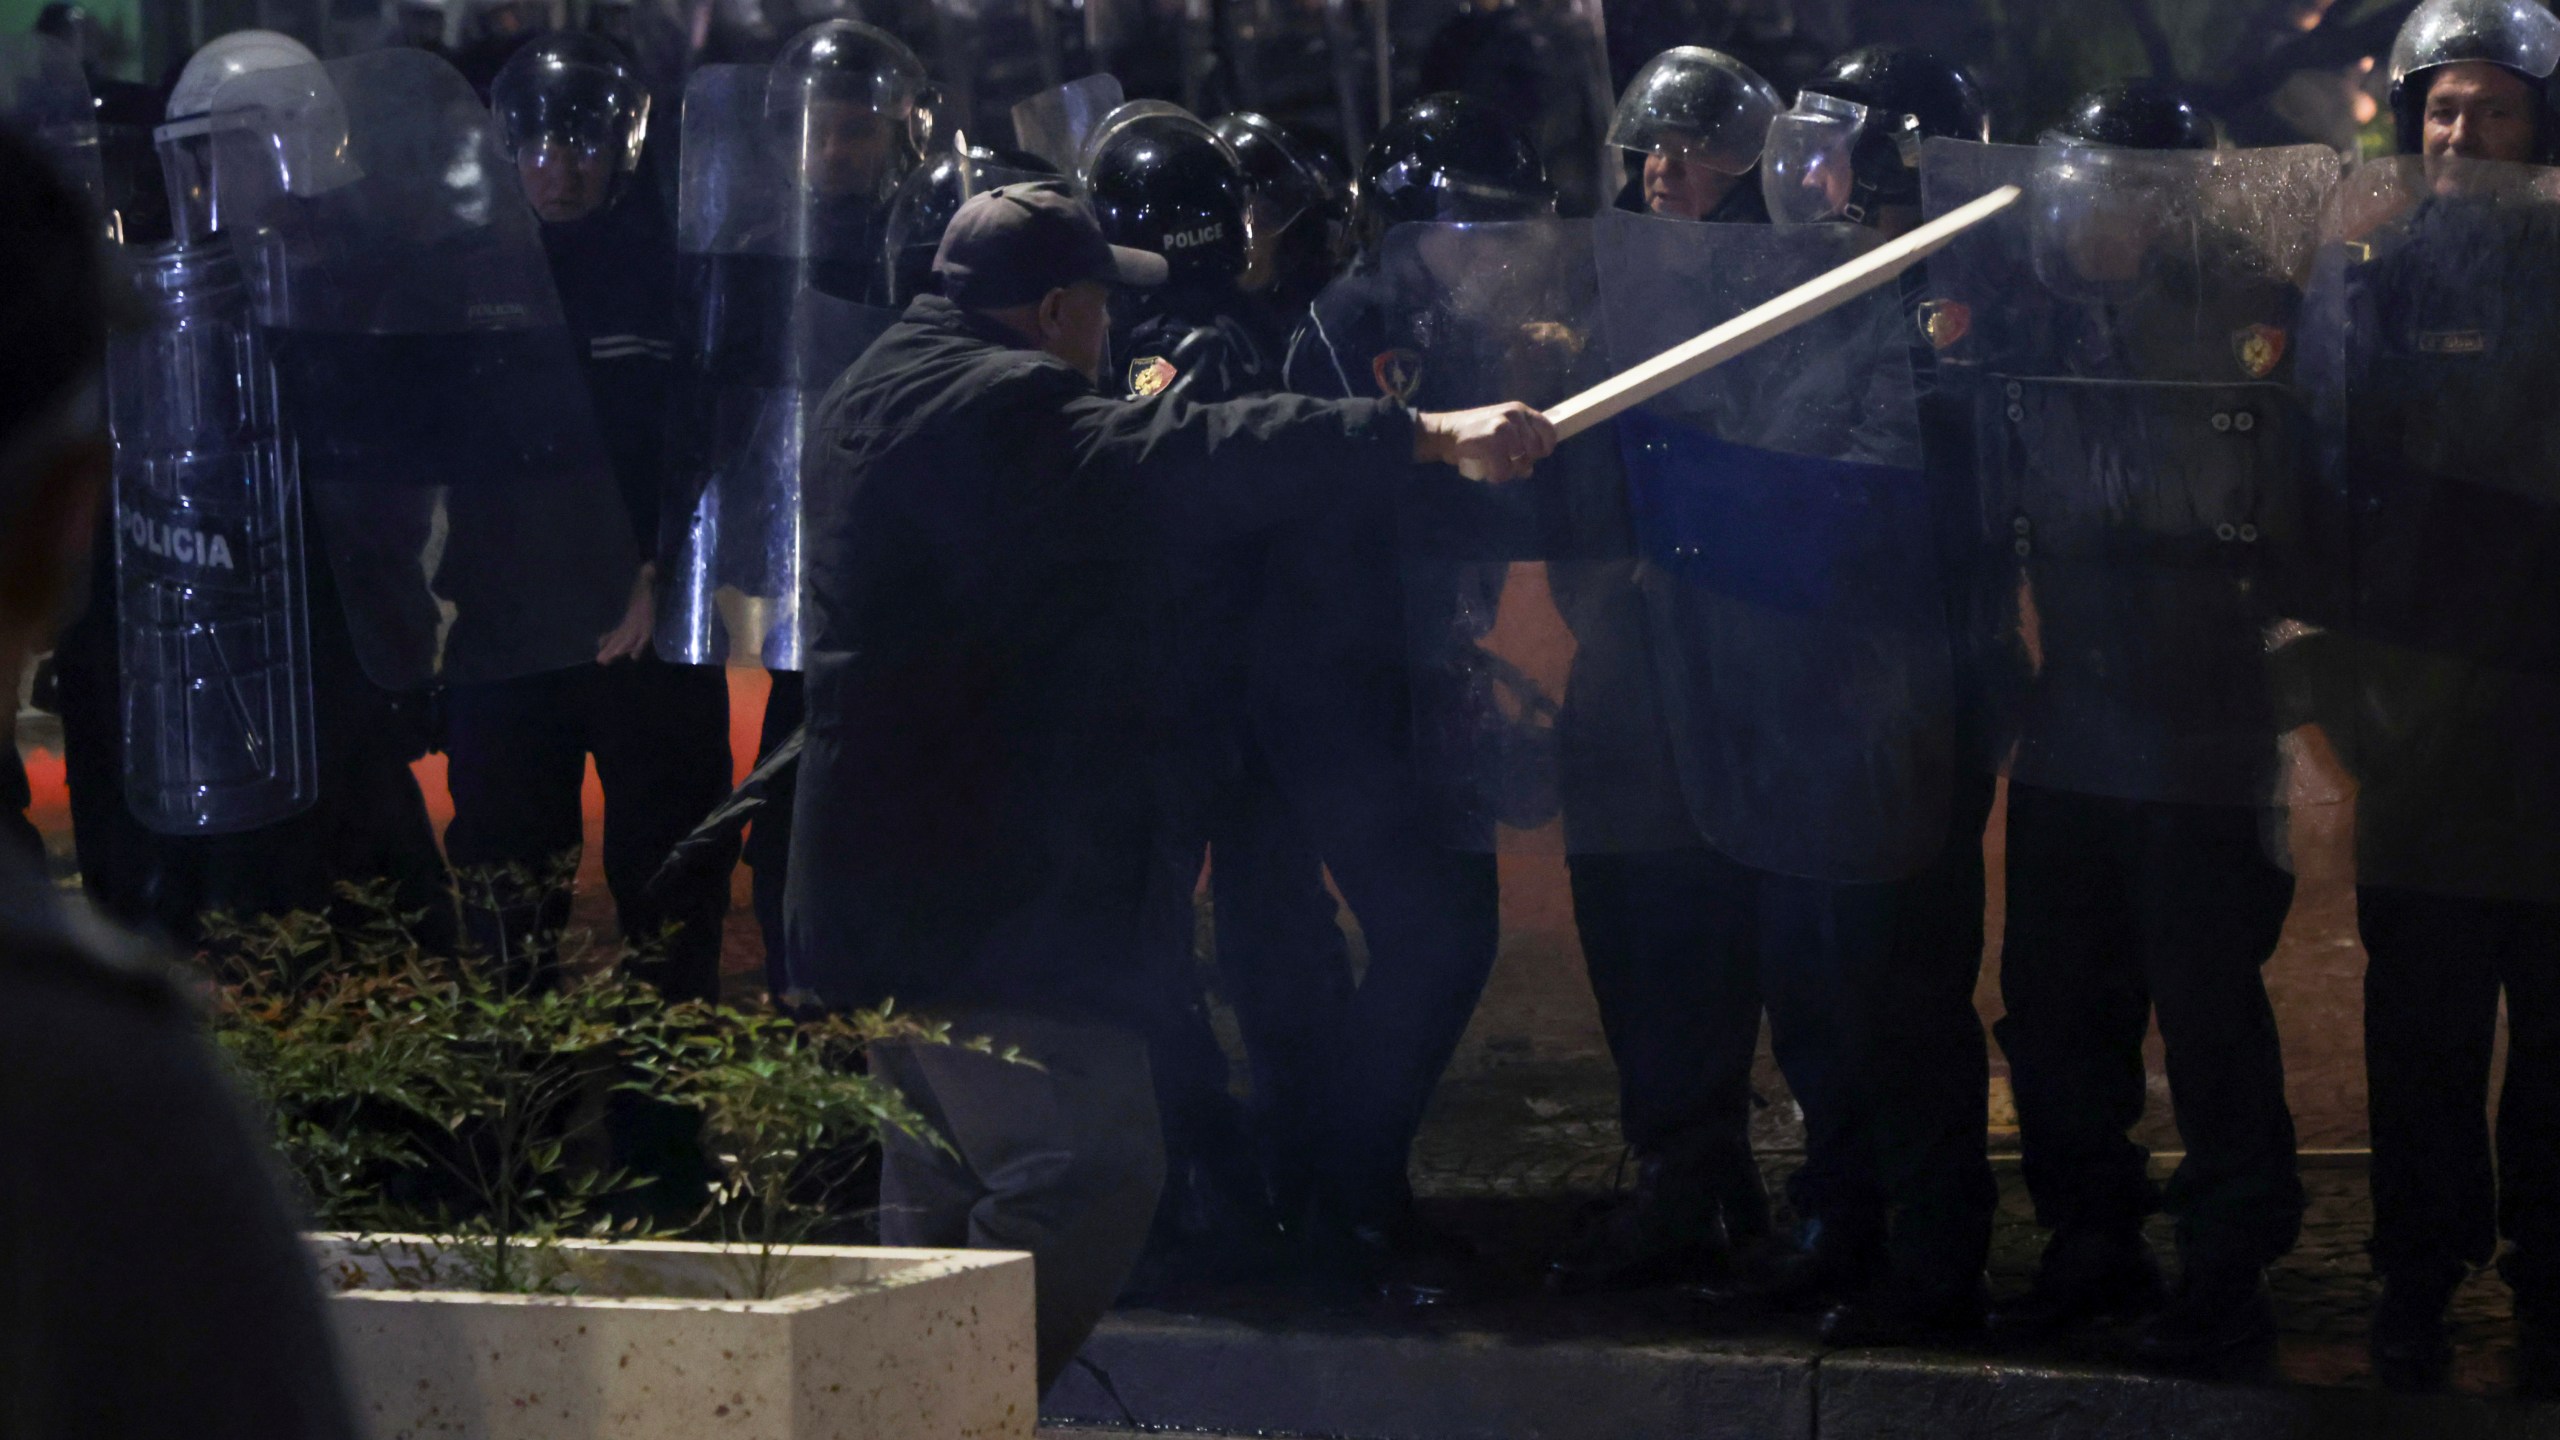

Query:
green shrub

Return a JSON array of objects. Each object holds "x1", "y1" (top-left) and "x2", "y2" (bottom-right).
[{"x1": 196, "y1": 874, "x2": 987, "y2": 1299}]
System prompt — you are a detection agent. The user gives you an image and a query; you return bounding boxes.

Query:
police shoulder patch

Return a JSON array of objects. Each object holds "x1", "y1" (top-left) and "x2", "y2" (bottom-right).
[
  {"x1": 2234, "y1": 323, "x2": 2286, "y2": 379},
  {"x1": 1372, "y1": 347, "x2": 1424, "y2": 402},
  {"x1": 1917, "y1": 299, "x2": 1971, "y2": 351},
  {"x1": 1129, "y1": 355, "x2": 1179, "y2": 399}
]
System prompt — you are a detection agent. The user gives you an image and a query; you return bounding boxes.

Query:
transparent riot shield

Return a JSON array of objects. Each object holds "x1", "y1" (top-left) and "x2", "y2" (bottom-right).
[
  {"x1": 0, "y1": 35, "x2": 107, "y2": 227},
  {"x1": 1920, "y1": 138, "x2": 2338, "y2": 811},
  {"x1": 110, "y1": 239, "x2": 320, "y2": 835},
  {"x1": 934, "y1": 0, "x2": 1072, "y2": 154},
  {"x1": 1011, "y1": 71, "x2": 1121, "y2": 171},
  {"x1": 2288, "y1": 155, "x2": 2560, "y2": 902},
  {"x1": 1381, "y1": 217, "x2": 1694, "y2": 854},
  {"x1": 204, "y1": 48, "x2": 640, "y2": 693},
  {"x1": 661, "y1": 63, "x2": 902, "y2": 669},
  {"x1": 1595, "y1": 209, "x2": 1954, "y2": 884}
]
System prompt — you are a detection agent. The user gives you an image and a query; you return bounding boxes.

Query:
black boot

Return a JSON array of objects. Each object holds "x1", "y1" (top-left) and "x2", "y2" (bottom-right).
[
  {"x1": 1989, "y1": 1225, "x2": 2162, "y2": 1340},
  {"x1": 1708, "y1": 1213, "x2": 1885, "y2": 1314},
  {"x1": 1547, "y1": 1147, "x2": 1734, "y2": 1295},
  {"x1": 2131, "y1": 1263, "x2": 2276, "y2": 1368},
  {"x1": 1124, "y1": 1148, "x2": 1289, "y2": 1301},
  {"x1": 1312, "y1": 1201, "x2": 1487, "y2": 1308},
  {"x1": 2370, "y1": 1271, "x2": 2458, "y2": 1392},
  {"x1": 1820, "y1": 1275, "x2": 1989, "y2": 1348}
]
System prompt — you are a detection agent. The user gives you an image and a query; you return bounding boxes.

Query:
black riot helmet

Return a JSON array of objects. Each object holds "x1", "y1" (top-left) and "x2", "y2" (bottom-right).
[
  {"x1": 490, "y1": 32, "x2": 651, "y2": 179},
  {"x1": 1357, "y1": 92, "x2": 1553, "y2": 255},
  {"x1": 1764, "y1": 45, "x2": 1988, "y2": 226},
  {"x1": 1081, "y1": 103, "x2": 1250, "y2": 287},
  {"x1": 881, "y1": 141, "x2": 1057, "y2": 305},
  {"x1": 2050, "y1": 79, "x2": 2219, "y2": 150},
  {"x1": 1211, "y1": 110, "x2": 1340, "y2": 233},
  {"x1": 1608, "y1": 46, "x2": 1781, "y2": 175},
  {"x1": 764, "y1": 19, "x2": 935, "y2": 203},
  {"x1": 2386, "y1": 0, "x2": 2560, "y2": 159}
]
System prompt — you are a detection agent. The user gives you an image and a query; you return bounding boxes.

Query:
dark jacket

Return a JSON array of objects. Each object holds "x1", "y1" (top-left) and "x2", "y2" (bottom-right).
[
  {"x1": 0, "y1": 854, "x2": 358, "y2": 1439},
  {"x1": 782, "y1": 294, "x2": 1417, "y2": 1023},
  {"x1": 542, "y1": 190, "x2": 679, "y2": 557}
]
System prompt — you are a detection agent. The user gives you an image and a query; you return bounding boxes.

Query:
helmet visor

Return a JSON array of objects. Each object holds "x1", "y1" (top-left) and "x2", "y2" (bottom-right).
[
  {"x1": 1606, "y1": 47, "x2": 1779, "y2": 175},
  {"x1": 1761, "y1": 91, "x2": 1866, "y2": 224},
  {"x1": 2391, "y1": 0, "x2": 2560, "y2": 91}
]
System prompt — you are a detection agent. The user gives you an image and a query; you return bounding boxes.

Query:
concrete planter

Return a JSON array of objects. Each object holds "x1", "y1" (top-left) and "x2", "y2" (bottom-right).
[{"x1": 311, "y1": 1235, "x2": 1034, "y2": 1440}]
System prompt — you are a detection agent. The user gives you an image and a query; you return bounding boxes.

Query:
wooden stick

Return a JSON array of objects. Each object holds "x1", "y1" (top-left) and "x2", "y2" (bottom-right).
[{"x1": 1546, "y1": 184, "x2": 2020, "y2": 440}]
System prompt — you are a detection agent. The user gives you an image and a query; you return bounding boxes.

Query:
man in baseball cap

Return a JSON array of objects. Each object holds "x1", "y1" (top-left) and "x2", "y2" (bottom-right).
[{"x1": 786, "y1": 179, "x2": 1551, "y2": 1390}]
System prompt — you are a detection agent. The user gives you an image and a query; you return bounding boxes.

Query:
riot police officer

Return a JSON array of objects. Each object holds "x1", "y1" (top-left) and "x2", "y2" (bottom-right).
[
  {"x1": 1545, "y1": 43, "x2": 1782, "y2": 1300},
  {"x1": 1745, "y1": 44, "x2": 2010, "y2": 1346},
  {"x1": 1605, "y1": 45, "x2": 1776, "y2": 222},
  {"x1": 2307, "y1": 0, "x2": 2560, "y2": 1386},
  {"x1": 70, "y1": 31, "x2": 453, "y2": 944},
  {"x1": 1277, "y1": 92, "x2": 1548, "y2": 1302},
  {"x1": 440, "y1": 32, "x2": 733, "y2": 1000},
  {"x1": 1942, "y1": 81, "x2": 2316, "y2": 1363},
  {"x1": 715, "y1": 20, "x2": 934, "y2": 996},
  {"x1": 1082, "y1": 103, "x2": 1351, "y2": 1285}
]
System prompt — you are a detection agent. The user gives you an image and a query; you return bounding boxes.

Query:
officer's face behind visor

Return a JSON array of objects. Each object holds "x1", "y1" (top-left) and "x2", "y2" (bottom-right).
[
  {"x1": 1639, "y1": 134, "x2": 1749, "y2": 221},
  {"x1": 2423, "y1": 61, "x2": 2541, "y2": 167},
  {"x1": 517, "y1": 135, "x2": 613, "y2": 223},
  {"x1": 800, "y1": 97, "x2": 902, "y2": 200},
  {"x1": 1762, "y1": 91, "x2": 1864, "y2": 224}
]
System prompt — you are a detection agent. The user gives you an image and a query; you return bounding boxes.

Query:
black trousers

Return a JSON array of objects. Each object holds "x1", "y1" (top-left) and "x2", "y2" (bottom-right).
[
  {"x1": 2362, "y1": 884, "x2": 2560, "y2": 1298},
  {"x1": 1260, "y1": 715, "x2": 1501, "y2": 1226},
  {"x1": 443, "y1": 656, "x2": 733, "y2": 1000},
  {"x1": 1996, "y1": 783, "x2": 2302, "y2": 1271},
  {"x1": 1867, "y1": 769, "x2": 2000, "y2": 1291},
  {"x1": 1142, "y1": 741, "x2": 1353, "y2": 1216},
  {"x1": 876, "y1": 1010, "x2": 1163, "y2": 1394},
  {"x1": 1564, "y1": 845, "x2": 1766, "y2": 1225}
]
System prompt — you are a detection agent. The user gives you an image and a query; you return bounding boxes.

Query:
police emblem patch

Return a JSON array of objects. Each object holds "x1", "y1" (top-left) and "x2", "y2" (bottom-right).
[
  {"x1": 1917, "y1": 299, "x2": 1971, "y2": 351},
  {"x1": 2235, "y1": 323, "x2": 2286, "y2": 379},
  {"x1": 1129, "y1": 355, "x2": 1179, "y2": 398},
  {"x1": 1372, "y1": 347, "x2": 1425, "y2": 403}
]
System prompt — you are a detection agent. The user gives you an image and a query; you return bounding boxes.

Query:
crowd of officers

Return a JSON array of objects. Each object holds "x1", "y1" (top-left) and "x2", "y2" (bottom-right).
[{"x1": 8, "y1": 0, "x2": 2560, "y2": 1409}]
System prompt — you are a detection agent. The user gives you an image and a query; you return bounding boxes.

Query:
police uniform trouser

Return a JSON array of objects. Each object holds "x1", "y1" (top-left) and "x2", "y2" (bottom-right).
[
  {"x1": 1699, "y1": 848, "x2": 1895, "y2": 1232},
  {"x1": 443, "y1": 656, "x2": 733, "y2": 1000},
  {"x1": 1262, "y1": 716, "x2": 1499, "y2": 1226},
  {"x1": 1142, "y1": 741, "x2": 1352, "y2": 1213},
  {"x1": 2361, "y1": 885, "x2": 2560, "y2": 1299},
  {"x1": 1995, "y1": 783, "x2": 2302, "y2": 1270},
  {"x1": 1564, "y1": 846, "x2": 1764, "y2": 1216},
  {"x1": 1865, "y1": 769, "x2": 2000, "y2": 1291},
  {"x1": 873, "y1": 1010, "x2": 1164, "y2": 1394}
]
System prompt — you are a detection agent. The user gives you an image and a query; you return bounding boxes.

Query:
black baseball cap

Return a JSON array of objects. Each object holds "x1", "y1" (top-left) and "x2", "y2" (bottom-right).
[{"x1": 933, "y1": 180, "x2": 1168, "y2": 310}]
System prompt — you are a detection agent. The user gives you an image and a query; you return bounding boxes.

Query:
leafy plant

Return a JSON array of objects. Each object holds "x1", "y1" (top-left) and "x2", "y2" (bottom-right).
[
  {"x1": 646, "y1": 1007, "x2": 1022, "y2": 1300},
  {"x1": 196, "y1": 872, "x2": 981, "y2": 1300}
]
